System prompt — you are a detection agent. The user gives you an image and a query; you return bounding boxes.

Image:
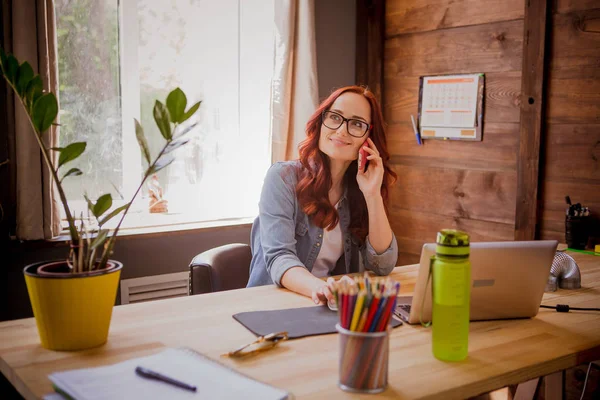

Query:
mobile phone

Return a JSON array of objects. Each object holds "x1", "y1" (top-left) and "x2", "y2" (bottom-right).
[{"x1": 359, "y1": 141, "x2": 369, "y2": 172}]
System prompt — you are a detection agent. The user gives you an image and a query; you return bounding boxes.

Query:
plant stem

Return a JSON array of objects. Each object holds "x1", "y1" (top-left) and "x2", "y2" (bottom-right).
[
  {"x1": 78, "y1": 215, "x2": 84, "y2": 272},
  {"x1": 97, "y1": 123, "x2": 178, "y2": 269}
]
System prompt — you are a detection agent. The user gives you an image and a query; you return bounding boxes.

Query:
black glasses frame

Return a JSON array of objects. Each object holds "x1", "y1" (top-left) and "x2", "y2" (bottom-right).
[{"x1": 321, "y1": 110, "x2": 371, "y2": 138}]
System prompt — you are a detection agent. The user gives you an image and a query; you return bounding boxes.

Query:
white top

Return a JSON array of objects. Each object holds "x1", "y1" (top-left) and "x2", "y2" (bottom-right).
[{"x1": 311, "y1": 212, "x2": 344, "y2": 278}]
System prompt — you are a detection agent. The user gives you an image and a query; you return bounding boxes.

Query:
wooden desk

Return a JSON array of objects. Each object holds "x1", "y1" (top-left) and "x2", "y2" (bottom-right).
[{"x1": 1, "y1": 251, "x2": 599, "y2": 399}]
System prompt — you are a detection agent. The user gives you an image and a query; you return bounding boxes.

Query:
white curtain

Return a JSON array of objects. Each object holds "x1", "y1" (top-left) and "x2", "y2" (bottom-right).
[
  {"x1": 271, "y1": 0, "x2": 319, "y2": 162},
  {"x1": 11, "y1": 0, "x2": 61, "y2": 239}
]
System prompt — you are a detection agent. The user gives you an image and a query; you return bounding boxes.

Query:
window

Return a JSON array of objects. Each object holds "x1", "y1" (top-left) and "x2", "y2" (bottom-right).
[{"x1": 55, "y1": 0, "x2": 274, "y2": 229}]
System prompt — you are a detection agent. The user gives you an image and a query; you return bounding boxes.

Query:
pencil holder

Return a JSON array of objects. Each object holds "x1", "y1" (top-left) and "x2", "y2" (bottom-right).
[
  {"x1": 565, "y1": 216, "x2": 589, "y2": 250},
  {"x1": 336, "y1": 324, "x2": 390, "y2": 394}
]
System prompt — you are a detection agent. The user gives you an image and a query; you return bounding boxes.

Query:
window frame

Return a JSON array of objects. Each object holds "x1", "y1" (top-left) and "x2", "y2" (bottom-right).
[{"x1": 58, "y1": 0, "x2": 274, "y2": 232}]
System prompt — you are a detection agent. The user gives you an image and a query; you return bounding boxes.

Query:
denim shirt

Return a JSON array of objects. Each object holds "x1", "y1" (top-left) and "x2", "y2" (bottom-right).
[{"x1": 247, "y1": 161, "x2": 398, "y2": 287}]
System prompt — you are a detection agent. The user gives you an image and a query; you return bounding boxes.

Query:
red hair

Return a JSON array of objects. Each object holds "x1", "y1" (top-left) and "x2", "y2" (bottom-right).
[{"x1": 295, "y1": 86, "x2": 397, "y2": 243}]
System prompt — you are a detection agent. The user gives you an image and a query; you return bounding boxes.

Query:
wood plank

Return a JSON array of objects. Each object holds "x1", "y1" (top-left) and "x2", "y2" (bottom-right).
[
  {"x1": 356, "y1": 0, "x2": 368, "y2": 85},
  {"x1": 383, "y1": 72, "x2": 522, "y2": 125},
  {"x1": 539, "y1": 229, "x2": 564, "y2": 242},
  {"x1": 390, "y1": 153, "x2": 513, "y2": 173},
  {"x1": 540, "y1": 179, "x2": 600, "y2": 213},
  {"x1": 396, "y1": 251, "x2": 420, "y2": 268},
  {"x1": 555, "y1": 0, "x2": 600, "y2": 14},
  {"x1": 546, "y1": 73, "x2": 600, "y2": 124},
  {"x1": 514, "y1": 0, "x2": 548, "y2": 241},
  {"x1": 390, "y1": 164, "x2": 517, "y2": 225},
  {"x1": 548, "y1": 23, "x2": 600, "y2": 80},
  {"x1": 546, "y1": 9, "x2": 600, "y2": 123},
  {"x1": 384, "y1": 20, "x2": 524, "y2": 77},
  {"x1": 390, "y1": 208, "x2": 515, "y2": 257},
  {"x1": 387, "y1": 122, "x2": 519, "y2": 171},
  {"x1": 386, "y1": 0, "x2": 524, "y2": 37},
  {"x1": 542, "y1": 124, "x2": 600, "y2": 181},
  {"x1": 539, "y1": 212, "x2": 567, "y2": 239},
  {"x1": 355, "y1": 0, "x2": 385, "y2": 102}
]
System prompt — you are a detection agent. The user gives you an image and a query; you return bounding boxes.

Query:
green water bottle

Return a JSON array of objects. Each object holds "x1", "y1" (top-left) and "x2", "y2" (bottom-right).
[{"x1": 431, "y1": 229, "x2": 471, "y2": 361}]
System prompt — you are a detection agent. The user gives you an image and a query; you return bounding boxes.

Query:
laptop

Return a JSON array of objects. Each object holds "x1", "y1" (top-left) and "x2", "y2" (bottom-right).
[{"x1": 394, "y1": 240, "x2": 558, "y2": 324}]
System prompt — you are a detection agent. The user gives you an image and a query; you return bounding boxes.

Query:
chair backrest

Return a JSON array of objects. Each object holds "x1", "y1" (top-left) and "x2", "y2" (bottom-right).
[{"x1": 188, "y1": 243, "x2": 252, "y2": 295}]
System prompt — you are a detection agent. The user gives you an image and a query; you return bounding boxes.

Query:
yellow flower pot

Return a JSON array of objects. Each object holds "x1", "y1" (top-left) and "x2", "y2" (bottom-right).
[{"x1": 24, "y1": 260, "x2": 122, "y2": 351}]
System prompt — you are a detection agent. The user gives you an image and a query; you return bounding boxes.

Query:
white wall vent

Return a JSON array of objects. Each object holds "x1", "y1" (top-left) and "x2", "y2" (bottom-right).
[{"x1": 120, "y1": 272, "x2": 189, "y2": 305}]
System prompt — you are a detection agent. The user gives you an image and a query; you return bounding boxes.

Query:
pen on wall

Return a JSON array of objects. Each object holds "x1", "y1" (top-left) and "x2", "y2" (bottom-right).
[
  {"x1": 410, "y1": 115, "x2": 422, "y2": 145},
  {"x1": 135, "y1": 366, "x2": 197, "y2": 392}
]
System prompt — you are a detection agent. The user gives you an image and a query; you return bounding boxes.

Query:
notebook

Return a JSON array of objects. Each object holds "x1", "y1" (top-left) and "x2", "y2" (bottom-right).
[
  {"x1": 47, "y1": 347, "x2": 290, "y2": 400},
  {"x1": 233, "y1": 305, "x2": 402, "y2": 339}
]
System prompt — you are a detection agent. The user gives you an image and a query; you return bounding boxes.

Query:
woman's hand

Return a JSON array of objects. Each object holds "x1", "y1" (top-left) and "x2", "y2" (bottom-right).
[
  {"x1": 311, "y1": 276, "x2": 356, "y2": 305},
  {"x1": 356, "y1": 137, "x2": 384, "y2": 199}
]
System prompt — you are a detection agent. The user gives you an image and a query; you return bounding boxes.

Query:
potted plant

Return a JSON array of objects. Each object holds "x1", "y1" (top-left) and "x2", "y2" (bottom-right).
[{"x1": 1, "y1": 47, "x2": 201, "y2": 350}]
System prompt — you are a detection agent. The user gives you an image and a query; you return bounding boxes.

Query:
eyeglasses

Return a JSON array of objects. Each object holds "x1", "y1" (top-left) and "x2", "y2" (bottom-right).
[
  {"x1": 322, "y1": 110, "x2": 371, "y2": 138},
  {"x1": 222, "y1": 332, "x2": 288, "y2": 358}
]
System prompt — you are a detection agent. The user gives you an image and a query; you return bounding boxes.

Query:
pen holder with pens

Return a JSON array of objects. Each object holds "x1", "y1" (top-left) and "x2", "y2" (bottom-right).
[
  {"x1": 336, "y1": 324, "x2": 390, "y2": 393},
  {"x1": 565, "y1": 196, "x2": 590, "y2": 250},
  {"x1": 332, "y1": 275, "x2": 400, "y2": 394},
  {"x1": 565, "y1": 216, "x2": 590, "y2": 250}
]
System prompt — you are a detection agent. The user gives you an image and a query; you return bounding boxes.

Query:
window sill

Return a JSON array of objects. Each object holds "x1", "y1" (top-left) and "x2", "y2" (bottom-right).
[{"x1": 52, "y1": 216, "x2": 254, "y2": 242}]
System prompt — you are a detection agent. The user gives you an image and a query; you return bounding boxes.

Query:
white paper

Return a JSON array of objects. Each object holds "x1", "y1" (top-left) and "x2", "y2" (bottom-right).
[
  {"x1": 48, "y1": 348, "x2": 289, "y2": 400},
  {"x1": 420, "y1": 74, "x2": 479, "y2": 128}
]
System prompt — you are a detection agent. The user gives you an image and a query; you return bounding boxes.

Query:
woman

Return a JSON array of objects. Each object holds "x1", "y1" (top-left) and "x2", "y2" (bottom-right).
[{"x1": 247, "y1": 86, "x2": 398, "y2": 305}]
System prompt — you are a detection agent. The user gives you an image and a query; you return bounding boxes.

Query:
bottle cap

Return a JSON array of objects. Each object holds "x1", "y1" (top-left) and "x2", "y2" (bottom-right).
[{"x1": 436, "y1": 229, "x2": 470, "y2": 256}]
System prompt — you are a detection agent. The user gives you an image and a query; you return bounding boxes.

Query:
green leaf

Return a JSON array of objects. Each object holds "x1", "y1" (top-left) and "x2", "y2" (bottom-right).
[
  {"x1": 4, "y1": 54, "x2": 19, "y2": 86},
  {"x1": 163, "y1": 137, "x2": 190, "y2": 155},
  {"x1": 134, "y1": 119, "x2": 151, "y2": 166},
  {"x1": 90, "y1": 229, "x2": 109, "y2": 250},
  {"x1": 93, "y1": 193, "x2": 113, "y2": 218},
  {"x1": 25, "y1": 76, "x2": 43, "y2": 111},
  {"x1": 16, "y1": 62, "x2": 34, "y2": 96},
  {"x1": 166, "y1": 87, "x2": 187, "y2": 124},
  {"x1": 180, "y1": 101, "x2": 201, "y2": 123},
  {"x1": 150, "y1": 154, "x2": 174, "y2": 174},
  {"x1": 60, "y1": 167, "x2": 82, "y2": 182},
  {"x1": 32, "y1": 93, "x2": 58, "y2": 133},
  {"x1": 57, "y1": 142, "x2": 86, "y2": 168},
  {"x1": 153, "y1": 100, "x2": 172, "y2": 140},
  {"x1": 98, "y1": 203, "x2": 129, "y2": 226}
]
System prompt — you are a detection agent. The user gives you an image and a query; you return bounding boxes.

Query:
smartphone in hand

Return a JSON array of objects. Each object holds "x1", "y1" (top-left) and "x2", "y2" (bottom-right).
[{"x1": 359, "y1": 141, "x2": 369, "y2": 172}]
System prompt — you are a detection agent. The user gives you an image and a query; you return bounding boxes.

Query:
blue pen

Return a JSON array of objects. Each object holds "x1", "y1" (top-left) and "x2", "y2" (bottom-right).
[{"x1": 411, "y1": 115, "x2": 422, "y2": 145}]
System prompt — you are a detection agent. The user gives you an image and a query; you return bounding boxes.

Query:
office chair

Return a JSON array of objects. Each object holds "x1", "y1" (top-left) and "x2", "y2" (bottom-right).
[{"x1": 188, "y1": 243, "x2": 252, "y2": 295}]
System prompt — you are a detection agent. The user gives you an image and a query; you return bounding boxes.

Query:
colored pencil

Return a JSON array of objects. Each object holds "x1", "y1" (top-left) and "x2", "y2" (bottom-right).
[
  {"x1": 369, "y1": 296, "x2": 388, "y2": 332},
  {"x1": 362, "y1": 293, "x2": 380, "y2": 332},
  {"x1": 350, "y1": 291, "x2": 365, "y2": 331}
]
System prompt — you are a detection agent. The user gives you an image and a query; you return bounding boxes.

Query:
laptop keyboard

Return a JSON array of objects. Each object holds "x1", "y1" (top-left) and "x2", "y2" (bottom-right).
[
  {"x1": 398, "y1": 304, "x2": 411, "y2": 313},
  {"x1": 394, "y1": 304, "x2": 412, "y2": 320}
]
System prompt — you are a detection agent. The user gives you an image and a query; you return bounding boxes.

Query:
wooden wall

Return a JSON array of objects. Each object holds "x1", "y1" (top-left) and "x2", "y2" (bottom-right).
[
  {"x1": 538, "y1": 1, "x2": 600, "y2": 242},
  {"x1": 380, "y1": 0, "x2": 600, "y2": 264},
  {"x1": 383, "y1": 0, "x2": 525, "y2": 264}
]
